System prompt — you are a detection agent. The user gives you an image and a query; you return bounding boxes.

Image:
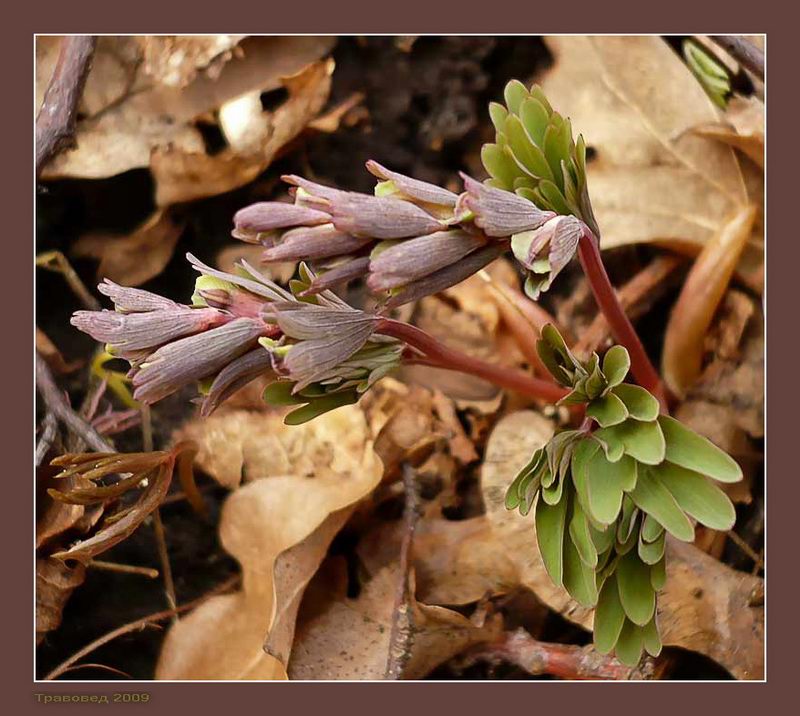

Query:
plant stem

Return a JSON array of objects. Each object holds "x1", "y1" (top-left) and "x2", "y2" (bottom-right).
[
  {"x1": 377, "y1": 318, "x2": 569, "y2": 404},
  {"x1": 576, "y1": 228, "x2": 667, "y2": 409}
]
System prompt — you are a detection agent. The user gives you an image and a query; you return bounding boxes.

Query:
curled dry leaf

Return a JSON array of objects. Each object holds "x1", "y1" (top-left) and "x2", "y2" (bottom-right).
[
  {"x1": 36, "y1": 557, "x2": 86, "y2": 644},
  {"x1": 662, "y1": 204, "x2": 757, "y2": 398},
  {"x1": 481, "y1": 410, "x2": 764, "y2": 680},
  {"x1": 693, "y1": 95, "x2": 764, "y2": 169},
  {"x1": 540, "y1": 36, "x2": 762, "y2": 289},
  {"x1": 156, "y1": 405, "x2": 383, "y2": 680},
  {"x1": 288, "y1": 560, "x2": 503, "y2": 680},
  {"x1": 72, "y1": 210, "x2": 185, "y2": 287},
  {"x1": 40, "y1": 36, "x2": 335, "y2": 206}
]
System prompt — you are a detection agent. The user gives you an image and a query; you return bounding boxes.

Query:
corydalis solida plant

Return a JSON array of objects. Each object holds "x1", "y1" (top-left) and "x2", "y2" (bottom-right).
[{"x1": 68, "y1": 79, "x2": 744, "y2": 667}]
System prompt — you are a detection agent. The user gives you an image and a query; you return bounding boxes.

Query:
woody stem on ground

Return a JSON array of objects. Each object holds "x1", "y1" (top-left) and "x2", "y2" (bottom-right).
[
  {"x1": 376, "y1": 318, "x2": 569, "y2": 404},
  {"x1": 576, "y1": 226, "x2": 668, "y2": 410}
]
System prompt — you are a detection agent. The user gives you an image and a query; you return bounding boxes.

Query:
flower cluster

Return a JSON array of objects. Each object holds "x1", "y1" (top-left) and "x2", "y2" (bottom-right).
[
  {"x1": 231, "y1": 156, "x2": 566, "y2": 306},
  {"x1": 72, "y1": 255, "x2": 403, "y2": 423},
  {"x1": 505, "y1": 325, "x2": 742, "y2": 666}
]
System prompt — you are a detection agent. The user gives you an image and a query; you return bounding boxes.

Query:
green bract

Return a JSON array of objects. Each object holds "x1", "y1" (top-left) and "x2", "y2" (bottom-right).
[
  {"x1": 505, "y1": 325, "x2": 743, "y2": 666},
  {"x1": 483, "y1": 79, "x2": 599, "y2": 236},
  {"x1": 683, "y1": 40, "x2": 731, "y2": 109}
]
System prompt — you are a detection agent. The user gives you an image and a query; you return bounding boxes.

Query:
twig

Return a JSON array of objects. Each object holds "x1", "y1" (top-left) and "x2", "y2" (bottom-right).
[
  {"x1": 36, "y1": 250, "x2": 100, "y2": 311},
  {"x1": 462, "y1": 628, "x2": 653, "y2": 680},
  {"x1": 384, "y1": 464, "x2": 421, "y2": 680},
  {"x1": 36, "y1": 36, "x2": 96, "y2": 177},
  {"x1": 44, "y1": 574, "x2": 241, "y2": 680},
  {"x1": 35, "y1": 412, "x2": 59, "y2": 467},
  {"x1": 36, "y1": 352, "x2": 113, "y2": 453},
  {"x1": 727, "y1": 529, "x2": 764, "y2": 571},
  {"x1": 710, "y1": 35, "x2": 764, "y2": 81},
  {"x1": 87, "y1": 560, "x2": 159, "y2": 579}
]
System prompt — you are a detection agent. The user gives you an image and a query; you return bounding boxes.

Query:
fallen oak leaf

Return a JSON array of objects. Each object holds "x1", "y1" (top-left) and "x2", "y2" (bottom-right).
[
  {"x1": 36, "y1": 557, "x2": 86, "y2": 644},
  {"x1": 156, "y1": 404, "x2": 383, "y2": 680},
  {"x1": 72, "y1": 209, "x2": 185, "y2": 287}
]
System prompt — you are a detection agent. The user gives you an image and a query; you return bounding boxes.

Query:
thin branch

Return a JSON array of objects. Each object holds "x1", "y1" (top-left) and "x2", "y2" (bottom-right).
[
  {"x1": 384, "y1": 464, "x2": 421, "y2": 680},
  {"x1": 44, "y1": 574, "x2": 241, "y2": 681},
  {"x1": 36, "y1": 352, "x2": 113, "y2": 453},
  {"x1": 35, "y1": 412, "x2": 59, "y2": 467},
  {"x1": 462, "y1": 628, "x2": 653, "y2": 680},
  {"x1": 36, "y1": 36, "x2": 97, "y2": 177},
  {"x1": 87, "y1": 560, "x2": 159, "y2": 579},
  {"x1": 377, "y1": 319, "x2": 569, "y2": 404},
  {"x1": 710, "y1": 35, "x2": 764, "y2": 81}
]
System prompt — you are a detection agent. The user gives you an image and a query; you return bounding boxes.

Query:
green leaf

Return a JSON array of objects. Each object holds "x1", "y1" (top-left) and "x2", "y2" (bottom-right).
[
  {"x1": 538, "y1": 179, "x2": 572, "y2": 216},
  {"x1": 659, "y1": 415, "x2": 743, "y2": 483},
  {"x1": 563, "y1": 528, "x2": 598, "y2": 607},
  {"x1": 594, "y1": 575, "x2": 626, "y2": 654},
  {"x1": 592, "y1": 430, "x2": 625, "y2": 462},
  {"x1": 263, "y1": 381, "x2": 305, "y2": 406},
  {"x1": 541, "y1": 472, "x2": 564, "y2": 505},
  {"x1": 519, "y1": 97, "x2": 550, "y2": 146},
  {"x1": 616, "y1": 496, "x2": 639, "y2": 544},
  {"x1": 584, "y1": 450, "x2": 637, "y2": 525},
  {"x1": 642, "y1": 615, "x2": 663, "y2": 657},
  {"x1": 488, "y1": 102, "x2": 508, "y2": 134},
  {"x1": 505, "y1": 449, "x2": 545, "y2": 510},
  {"x1": 570, "y1": 437, "x2": 597, "y2": 510},
  {"x1": 529, "y1": 84, "x2": 553, "y2": 114},
  {"x1": 612, "y1": 384, "x2": 660, "y2": 422},
  {"x1": 629, "y1": 467, "x2": 695, "y2": 542},
  {"x1": 536, "y1": 340, "x2": 572, "y2": 386},
  {"x1": 641, "y1": 514, "x2": 664, "y2": 543},
  {"x1": 653, "y1": 462, "x2": 736, "y2": 530},
  {"x1": 587, "y1": 392, "x2": 629, "y2": 428},
  {"x1": 503, "y1": 79, "x2": 529, "y2": 115},
  {"x1": 650, "y1": 557, "x2": 667, "y2": 591},
  {"x1": 283, "y1": 391, "x2": 359, "y2": 425},
  {"x1": 602, "y1": 345, "x2": 630, "y2": 387},
  {"x1": 589, "y1": 522, "x2": 615, "y2": 554},
  {"x1": 638, "y1": 530, "x2": 666, "y2": 565},
  {"x1": 614, "y1": 619, "x2": 644, "y2": 667},
  {"x1": 616, "y1": 551, "x2": 656, "y2": 626},
  {"x1": 536, "y1": 494, "x2": 568, "y2": 587},
  {"x1": 603, "y1": 419, "x2": 666, "y2": 465},
  {"x1": 505, "y1": 115, "x2": 554, "y2": 182},
  {"x1": 569, "y1": 500, "x2": 598, "y2": 569},
  {"x1": 481, "y1": 144, "x2": 517, "y2": 189}
]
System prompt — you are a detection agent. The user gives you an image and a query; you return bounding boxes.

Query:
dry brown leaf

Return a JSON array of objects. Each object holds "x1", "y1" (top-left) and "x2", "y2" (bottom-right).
[
  {"x1": 662, "y1": 203, "x2": 757, "y2": 398},
  {"x1": 156, "y1": 405, "x2": 383, "y2": 680},
  {"x1": 151, "y1": 58, "x2": 333, "y2": 206},
  {"x1": 138, "y1": 36, "x2": 245, "y2": 87},
  {"x1": 36, "y1": 557, "x2": 86, "y2": 644},
  {"x1": 288, "y1": 561, "x2": 503, "y2": 680},
  {"x1": 72, "y1": 210, "x2": 184, "y2": 287},
  {"x1": 36, "y1": 328, "x2": 82, "y2": 375},
  {"x1": 693, "y1": 96, "x2": 764, "y2": 169},
  {"x1": 481, "y1": 410, "x2": 764, "y2": 679},
  {"x1": 41, "y1": 36, "x2": 335, "y2": 201},
  {"x1": 540, "y1": 36, "x2": 762, "y2": 289}
]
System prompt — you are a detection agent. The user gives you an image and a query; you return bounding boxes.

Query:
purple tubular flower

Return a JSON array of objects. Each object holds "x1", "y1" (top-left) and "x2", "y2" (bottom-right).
[
  {"x1": 71, "y1": 307, "x2": 228, "y2": 353},
  {"x1": 233, "y1": 202, "x2": 331, "y2": 243},
  {"x1": 261, "y1": 224, "x2": 372, "y2": 262},
  {"x1": 187, "y1": 253, "x2": 294, "y2": 303},
  {"x1": 366, "y1": 160, "x2": 458, "y2": 207},
  {"x1": 386, "y1": 243, "x2": 507, "y2": 309},
  {"x1": 302, "y1": 257, "x2": 371, "y2": 296},
  {"x1": 282, "y1": 175, "x2": 350, "y2": 204},
  {"x1": 460, "y1": 173, "x2": 556, "y2": 237},
  {"x1": 268, "y1": 302, "x2": 381, "y2": 391},
  {"x1": 367, "y1": 230, "x2": 488, "y2": 292},
  {"x1": 132, "y1": 317, "x2": 268, "y2": 404},
  {"x1": 327, "y1": 193, "x2": 444, "y2": 239},
  {"x1": 200, "y1": 348, "x2": 274, "y2": 416},
  {"x1": 97, "y1": 280, "x2": 180, "y2": 313}
]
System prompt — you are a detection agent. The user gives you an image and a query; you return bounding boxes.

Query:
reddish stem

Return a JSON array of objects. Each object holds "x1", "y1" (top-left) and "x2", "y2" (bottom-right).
[
  {"x1": 377, "y1": 318, "x2": 569, "y2": 404},
  {"x1": 576, "y1": 227, "x2": 667, "y2": 409}
]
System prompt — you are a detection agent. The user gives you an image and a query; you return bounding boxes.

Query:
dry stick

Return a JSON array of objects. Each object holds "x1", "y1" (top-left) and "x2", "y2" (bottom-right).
[
  {"x1": 44, "y1": 574, "x2": 241, "y2": 681},
  {"x1": 577, "y1": 229, "x2": 668, "y2": 409},
  {"x1": 35, "y1": 412, "x2": 59, "y2": 467},
  {"x1": 464, "y1": 628, "x2": 651, "y2": 680},
  {"x1": 87, "y1": 560, "x2": 159, "y2": 579},
  {"x1": 377, "y1": 319, "x2": 568, "y2": 404},
  {"x1": 36, "y1": 36, "x2": 97, "y2": 177},
  {"x1": 36, "y1": 353, "x2": 113, "y2": 453},
  {"x1": 384, "y1": 464, "x2": 422, "y2": 680},
  {"x1": 710, "y1": 35, "x2": 764, "y2": 81}
]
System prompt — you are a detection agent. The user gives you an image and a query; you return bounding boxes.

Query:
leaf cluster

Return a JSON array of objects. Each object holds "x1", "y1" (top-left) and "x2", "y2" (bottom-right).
[{"x1": 506, "y1": 325, "x2": 742, "y2": 665}]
